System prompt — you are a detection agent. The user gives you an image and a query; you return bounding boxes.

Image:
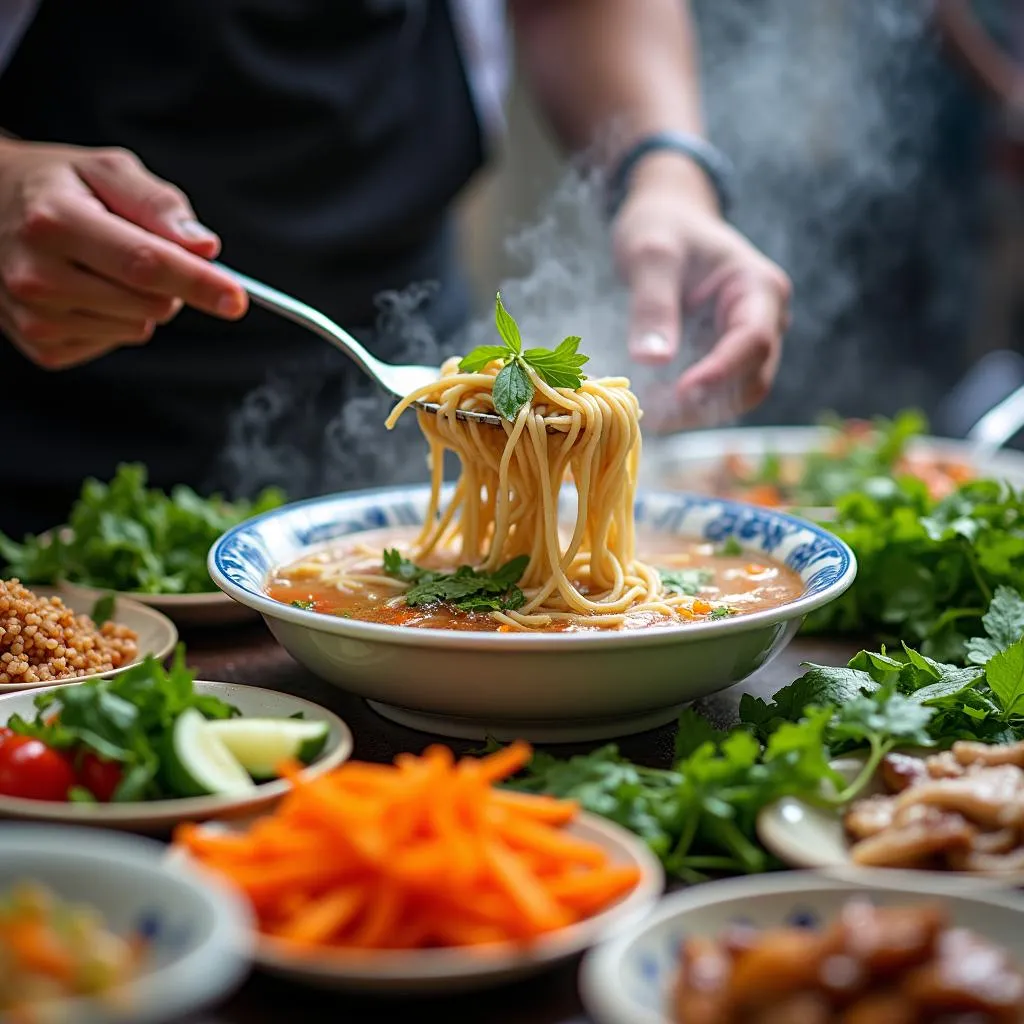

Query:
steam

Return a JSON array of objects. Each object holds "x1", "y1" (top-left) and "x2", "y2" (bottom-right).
[{"x1": 217, "y1": 0, "x2": 974, "y2": 499}]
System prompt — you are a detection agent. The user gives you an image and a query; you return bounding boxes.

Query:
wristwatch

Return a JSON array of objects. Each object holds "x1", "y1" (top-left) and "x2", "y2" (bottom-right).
[{"x1": 606, "y1": 131, "x2": 735, "y2": 219}]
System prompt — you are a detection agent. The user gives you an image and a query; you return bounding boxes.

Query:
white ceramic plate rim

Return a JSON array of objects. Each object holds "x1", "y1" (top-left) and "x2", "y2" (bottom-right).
[
  {"x1": 175, "y1": 810, "x2": 664, "y2": 983},
  {"x1": 579, "y1": 868, "x2": 1024, "y2": 1024},
  {"x1": 0, "y1": 681, "x2": 353, "y2": 823},
  {"x1": 0, "y1": 588, "x2": 178, "y2": 693},
  {"x1": 59, "y1": 581, "x2": 237, "y2": 607},
  {"x1": 0, "y1": 825, "x2": 255, "y2": 1023},
  {"x1": 208, "y1": 485, "x2": 858, "y2": 651},
  {"x1": 756, "y1": 753, "x2": 1024, "y2": 886}
]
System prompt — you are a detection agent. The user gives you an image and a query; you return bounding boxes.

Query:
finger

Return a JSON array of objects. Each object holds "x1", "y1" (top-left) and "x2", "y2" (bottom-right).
[
  {"x1": 676, "y1": 283, "x2": 784, "y2": 411},
  {"x1": 75, "y1": 149, "x2": 221, "y2": 258},
  {"x1": 4, "y1": 254, "x2": 181, "y2": 323},
  {"x1": 2, "y1": 302, "x2": 156, "y2": 345},
  {"x1": 623, "y1": 245, "x2": 684, "y2": 364},
  {"x1": 26, "y1": 197, "x2": 247, "y2": 319},
  {"x1": 7, "y1": 334, "x2": 126, "y2": 371}
]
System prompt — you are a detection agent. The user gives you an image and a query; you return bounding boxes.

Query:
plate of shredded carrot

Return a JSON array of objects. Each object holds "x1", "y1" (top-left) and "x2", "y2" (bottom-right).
[{"x1": 173, "y1": 741, "x2": 663, "y2": 993}]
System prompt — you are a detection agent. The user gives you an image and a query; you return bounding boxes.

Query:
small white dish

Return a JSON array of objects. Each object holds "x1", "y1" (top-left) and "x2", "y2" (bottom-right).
[
  {"x1": 1, "y1": 587, "x2": 178, "y2": 693},
  {"x1": 756, "y1": 754, "x2": 1024, "y2": 886},
  {"x1": 0, "y1": 681, "x2": 353, "y2": 832},
  {"x1": 580, "y1": 869, "x2": 1024, "y2": 1024},
  {"x1": 59, "y1": 579, "x2": 257, "y2": 628},
  {"x1": 177, "y1": 811, "x2": 663, "y2": 994},
  {"x1": 0, "y1": 824, "x2": 254, "y2": 1023}
]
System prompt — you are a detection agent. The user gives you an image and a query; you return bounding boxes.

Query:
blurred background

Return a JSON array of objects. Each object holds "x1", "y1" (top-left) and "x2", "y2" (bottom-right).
[{"x1": 456, "y1": 0, "x2": 1024, "y2": 436}]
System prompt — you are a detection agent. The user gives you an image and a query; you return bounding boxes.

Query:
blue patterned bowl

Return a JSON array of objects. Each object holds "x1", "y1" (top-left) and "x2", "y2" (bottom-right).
[
  {"x1": 209, "y1": 486, "x2": 856, "y2": 742},
  {"x1": 580, "y1": 870, "x2": 1024, "y2": 1024},
  {"x1": 0, "y1": 825, "x2": 253, "y2": 1023}
]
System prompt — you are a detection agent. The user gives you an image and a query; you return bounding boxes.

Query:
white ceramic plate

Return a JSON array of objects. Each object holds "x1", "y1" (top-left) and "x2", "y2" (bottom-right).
[
  {"x1": 58, "y1": 579, "x2": 257, "y2": 628},
  {"x1": 0, "y1": 824, "x2": 254, "y2": 1023},
  {"x1": 580, "y1": 869, "x2": 1024, "y2": 1024},
  {"x1": 641, "y1": 425, "x2": 1024, "y2": 499},
  {"x1": 1, "y1": 586, "x2": 178, "y2": 693},
  {"x1": 209, "y1": 485, "x2": 856, "y2": 742},
  {"x1": 0, "y1": 681, "x2": 353, "y2": 832},
  {"x1": 176, "y1": 811, "x2": 664, "y2": 994},
  {"x1": 756, "y1": 753, "x2": 1024, "y2": 886}
]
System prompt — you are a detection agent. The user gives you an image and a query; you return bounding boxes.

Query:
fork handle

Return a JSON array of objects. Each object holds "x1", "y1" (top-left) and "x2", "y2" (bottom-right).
[{"x1": 214, "y1": 261, "x2": 384, "y2": 382}]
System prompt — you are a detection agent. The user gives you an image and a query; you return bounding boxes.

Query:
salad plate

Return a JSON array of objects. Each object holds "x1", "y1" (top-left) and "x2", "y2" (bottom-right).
[
  {"x1": 174, "y1": 810, "x2": 664, "y2": 994},
  {"x1": 0, "y1": 587, "x2": 178, "y2": 694},
  {"x1": 0, "y1": 680, "x2": 353, "y2": 832},
  {"x1": 579, "y1": 869, "x2": 1024, "y2": 1024}
]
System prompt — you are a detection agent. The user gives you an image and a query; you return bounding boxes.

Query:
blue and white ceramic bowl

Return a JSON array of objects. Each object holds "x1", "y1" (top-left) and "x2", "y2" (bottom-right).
[
  {"x1": 580, "y1": 870, "x2": 1024, "y2": 1024},
  {"x1": 0, "y1": 825, "x2": 254, "y2": 1023},
  {"x1": 209, "y1": 486, "x2": 856, "y2": 742}
]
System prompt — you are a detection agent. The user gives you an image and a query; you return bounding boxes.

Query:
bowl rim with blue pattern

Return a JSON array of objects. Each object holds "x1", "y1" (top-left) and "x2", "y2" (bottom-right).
[
  {"x1": 0, "y1": 823, "x2": 254, "y2": 1023},
  {"x1": 579, "y1": 868, "x2": 1024, "y2": 1024},
  {"x1": 208, "y1": 484, "x2": 857, "y2": 649}
]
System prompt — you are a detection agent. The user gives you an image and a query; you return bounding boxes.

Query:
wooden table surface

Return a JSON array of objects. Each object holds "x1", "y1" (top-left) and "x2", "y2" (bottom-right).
[{"x1": 172, "y1": 622, "x2": 861, "y2": 1024}]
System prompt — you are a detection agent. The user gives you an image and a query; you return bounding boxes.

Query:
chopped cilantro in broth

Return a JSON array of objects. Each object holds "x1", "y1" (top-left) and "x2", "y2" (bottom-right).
[{"x1": 266, "y1": 527, "x2": 803, "y2": 632}]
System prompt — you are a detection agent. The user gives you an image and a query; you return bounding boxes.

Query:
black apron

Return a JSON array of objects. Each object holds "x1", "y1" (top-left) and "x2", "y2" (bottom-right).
[{"x1": 0, "y1": 0, "x2": 484, "y2": 536}]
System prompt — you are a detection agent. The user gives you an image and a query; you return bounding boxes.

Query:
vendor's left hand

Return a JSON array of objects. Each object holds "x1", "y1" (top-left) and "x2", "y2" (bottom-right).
[{"x1": 612, "y1": 151, "x2": 791, "y2": 430}]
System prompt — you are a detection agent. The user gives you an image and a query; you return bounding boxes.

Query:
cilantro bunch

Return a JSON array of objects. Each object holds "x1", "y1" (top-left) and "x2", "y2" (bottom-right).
[
  {"x1": 804, "y1": 477, "x2": 1024, "y2": 661},
  {"x1": 383, "y1": 550, "x2": 528, "y2": 613},
  {"x1": 0, "y1": 463, "x2": 285, "y2": 594},
  {"x1": 458, "y1": 294, "x2": 589, "y2": 421}
]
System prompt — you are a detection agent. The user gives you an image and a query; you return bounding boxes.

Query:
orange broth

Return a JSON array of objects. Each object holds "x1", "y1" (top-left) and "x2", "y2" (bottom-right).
[{"x1": 266, "y1": 527, "x2": 803, "y2": 633}]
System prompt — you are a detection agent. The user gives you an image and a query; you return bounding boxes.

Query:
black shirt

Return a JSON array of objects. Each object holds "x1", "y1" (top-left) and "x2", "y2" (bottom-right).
[{"x1": 0, "y1": 0, "x2": 484, "y2": 535}]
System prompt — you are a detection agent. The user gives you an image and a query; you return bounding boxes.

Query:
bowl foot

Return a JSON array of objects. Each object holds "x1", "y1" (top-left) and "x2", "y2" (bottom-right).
[{"x1": 365, "y1": 701, "x2": 686, "y2": 742}]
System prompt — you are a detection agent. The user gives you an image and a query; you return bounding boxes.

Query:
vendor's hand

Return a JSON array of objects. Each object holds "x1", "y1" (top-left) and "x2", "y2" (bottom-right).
[
  {"x1": 613, "y1": 152, "x2": 791, "y2": 430},
  {"x1": 0, "y1": 139, "x2": 247, "y2": 370}
]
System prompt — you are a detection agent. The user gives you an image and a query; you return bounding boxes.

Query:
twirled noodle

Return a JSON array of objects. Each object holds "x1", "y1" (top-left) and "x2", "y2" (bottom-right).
[{"x1": 368, "y1": 356, "x2": 701, "y2": 631}]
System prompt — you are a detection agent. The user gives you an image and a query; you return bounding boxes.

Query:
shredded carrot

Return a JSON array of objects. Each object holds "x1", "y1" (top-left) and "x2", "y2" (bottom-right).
[{"x1": 173, "y1": 743, "x2": 641, "y2": 952}]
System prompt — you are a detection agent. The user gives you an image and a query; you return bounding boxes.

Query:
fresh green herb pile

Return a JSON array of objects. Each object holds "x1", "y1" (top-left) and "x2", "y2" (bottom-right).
[
  {"x1": 458, "y1": 294, "x2": 589, "y2": 421},
  {"x1": 383, "y1": 549, "x2": 528, "y2": 612},
  {"x1": 735, "y1": 410, "x2": 928, "y2": 507},
  {"x1": 501, "y1": 586, "x2": 1024, "y2": 881},
  {"x1": 0, "y1": 463, "x2": 285, "y2": 594},
  {"x1": 9, "y1": 647, "x2": 238, "y2": 802},
  {"x1": 803, "y1": 477, "x2": 1024, "y2": 661}
]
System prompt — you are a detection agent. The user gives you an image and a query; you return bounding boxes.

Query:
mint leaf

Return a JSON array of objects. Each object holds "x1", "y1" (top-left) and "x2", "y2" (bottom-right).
[
  {"x1": 965, "y1": 585, "x2": 1024, "y2": 665},
  {"x1": 522, "y1": 336, "x2": 589, "y2": 390},
  {"x1": 985, "y1": 636, "x2": 1024, "y2": 718},
  {"x1": 91, "y1": 593, "x2": 116, "y2": 627},
  {"x1": 494, "y1": 292, "x2": 522, "y2": 355},
  {"x1": 492, "y1": 360, "x2": 534, "y2": 421},
  {"x1": 659, "y1": 568, "x2": 712, "y2": 596},
  {"x1": 458, "y1": 345, "x2": 509, "y2": 374}
]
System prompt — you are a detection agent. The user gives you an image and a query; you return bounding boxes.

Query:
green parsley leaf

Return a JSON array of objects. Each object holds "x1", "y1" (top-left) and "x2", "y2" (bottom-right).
[
  {"x1": 709, "y1": 606, "x2": 736, "y2": 620},
  {"x1": 291, "y1": 599, "x2": 315, "y2": 611},
  {"x1": 965, "y1": 585, "x2": 1024, "y2": 665},
  {"x1": 659, "y1": 568, "x2": 712, "y2": 596},
  {"x1": 68, "y1": 785, "x2": 97, "y2": 804},
  {"x1": 382, "y1": 549, "x2": 423, "y2": 582},
  {"x1": 457, "y1": 345, "x2": 509, "y2": 374},
  {"x1": 494, "y1": 292, "x2": 522, "y2": 355},
  {"x1": 718, "y1": 537, "x2": 744, "y2": 556},
  {"x1": 985, "y1": 636, "x2": 1024, "y2": 719},
  {"x1": 91, "y1": 593, "x2": 116, "y2": 627},
  {"x1": 521, "y1": 336, "x2": 589, "y2": 391},
  {"x1": 674, "y1": 707, "x2": 730, "y2": 760},
  {"x1": 391, "y1": 555, "x2": 529, "y2": 613},
  {"x1": 492, "y1": 360, "x2": 535, "y2": 422}
]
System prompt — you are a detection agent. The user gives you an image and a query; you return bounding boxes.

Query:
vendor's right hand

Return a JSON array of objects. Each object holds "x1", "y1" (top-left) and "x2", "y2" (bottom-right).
[{"x1": 0, "y1": 139, "x2": 248, "y2": 369}]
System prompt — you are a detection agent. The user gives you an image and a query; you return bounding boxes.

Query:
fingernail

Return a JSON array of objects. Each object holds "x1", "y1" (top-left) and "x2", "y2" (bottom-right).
[
  {"x1": 632, "y1": 332, "x2": 673, "y2": 358},
  {"x1": 217, "y1": 292, "x2": 245, "y2": 317},
  {"x1": 177, "y1": 218, "x2": 218, "y2": 243}
]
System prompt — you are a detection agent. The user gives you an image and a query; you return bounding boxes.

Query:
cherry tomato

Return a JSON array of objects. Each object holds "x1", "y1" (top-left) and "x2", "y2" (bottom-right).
[
  {"x1": 77, "y1": 752, "x2": 123, "y2": 802},
  {"x1": 0, "y1": 736, "x2": 76, "y2": 801},
  {"x1": 0, "y1": 727, "x2": 14, "y2": 745}
]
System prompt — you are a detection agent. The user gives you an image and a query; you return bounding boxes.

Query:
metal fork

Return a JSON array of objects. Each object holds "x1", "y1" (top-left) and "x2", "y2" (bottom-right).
[{"x1": 218, "y1": 263, "x2": 507, "y2": 428}]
